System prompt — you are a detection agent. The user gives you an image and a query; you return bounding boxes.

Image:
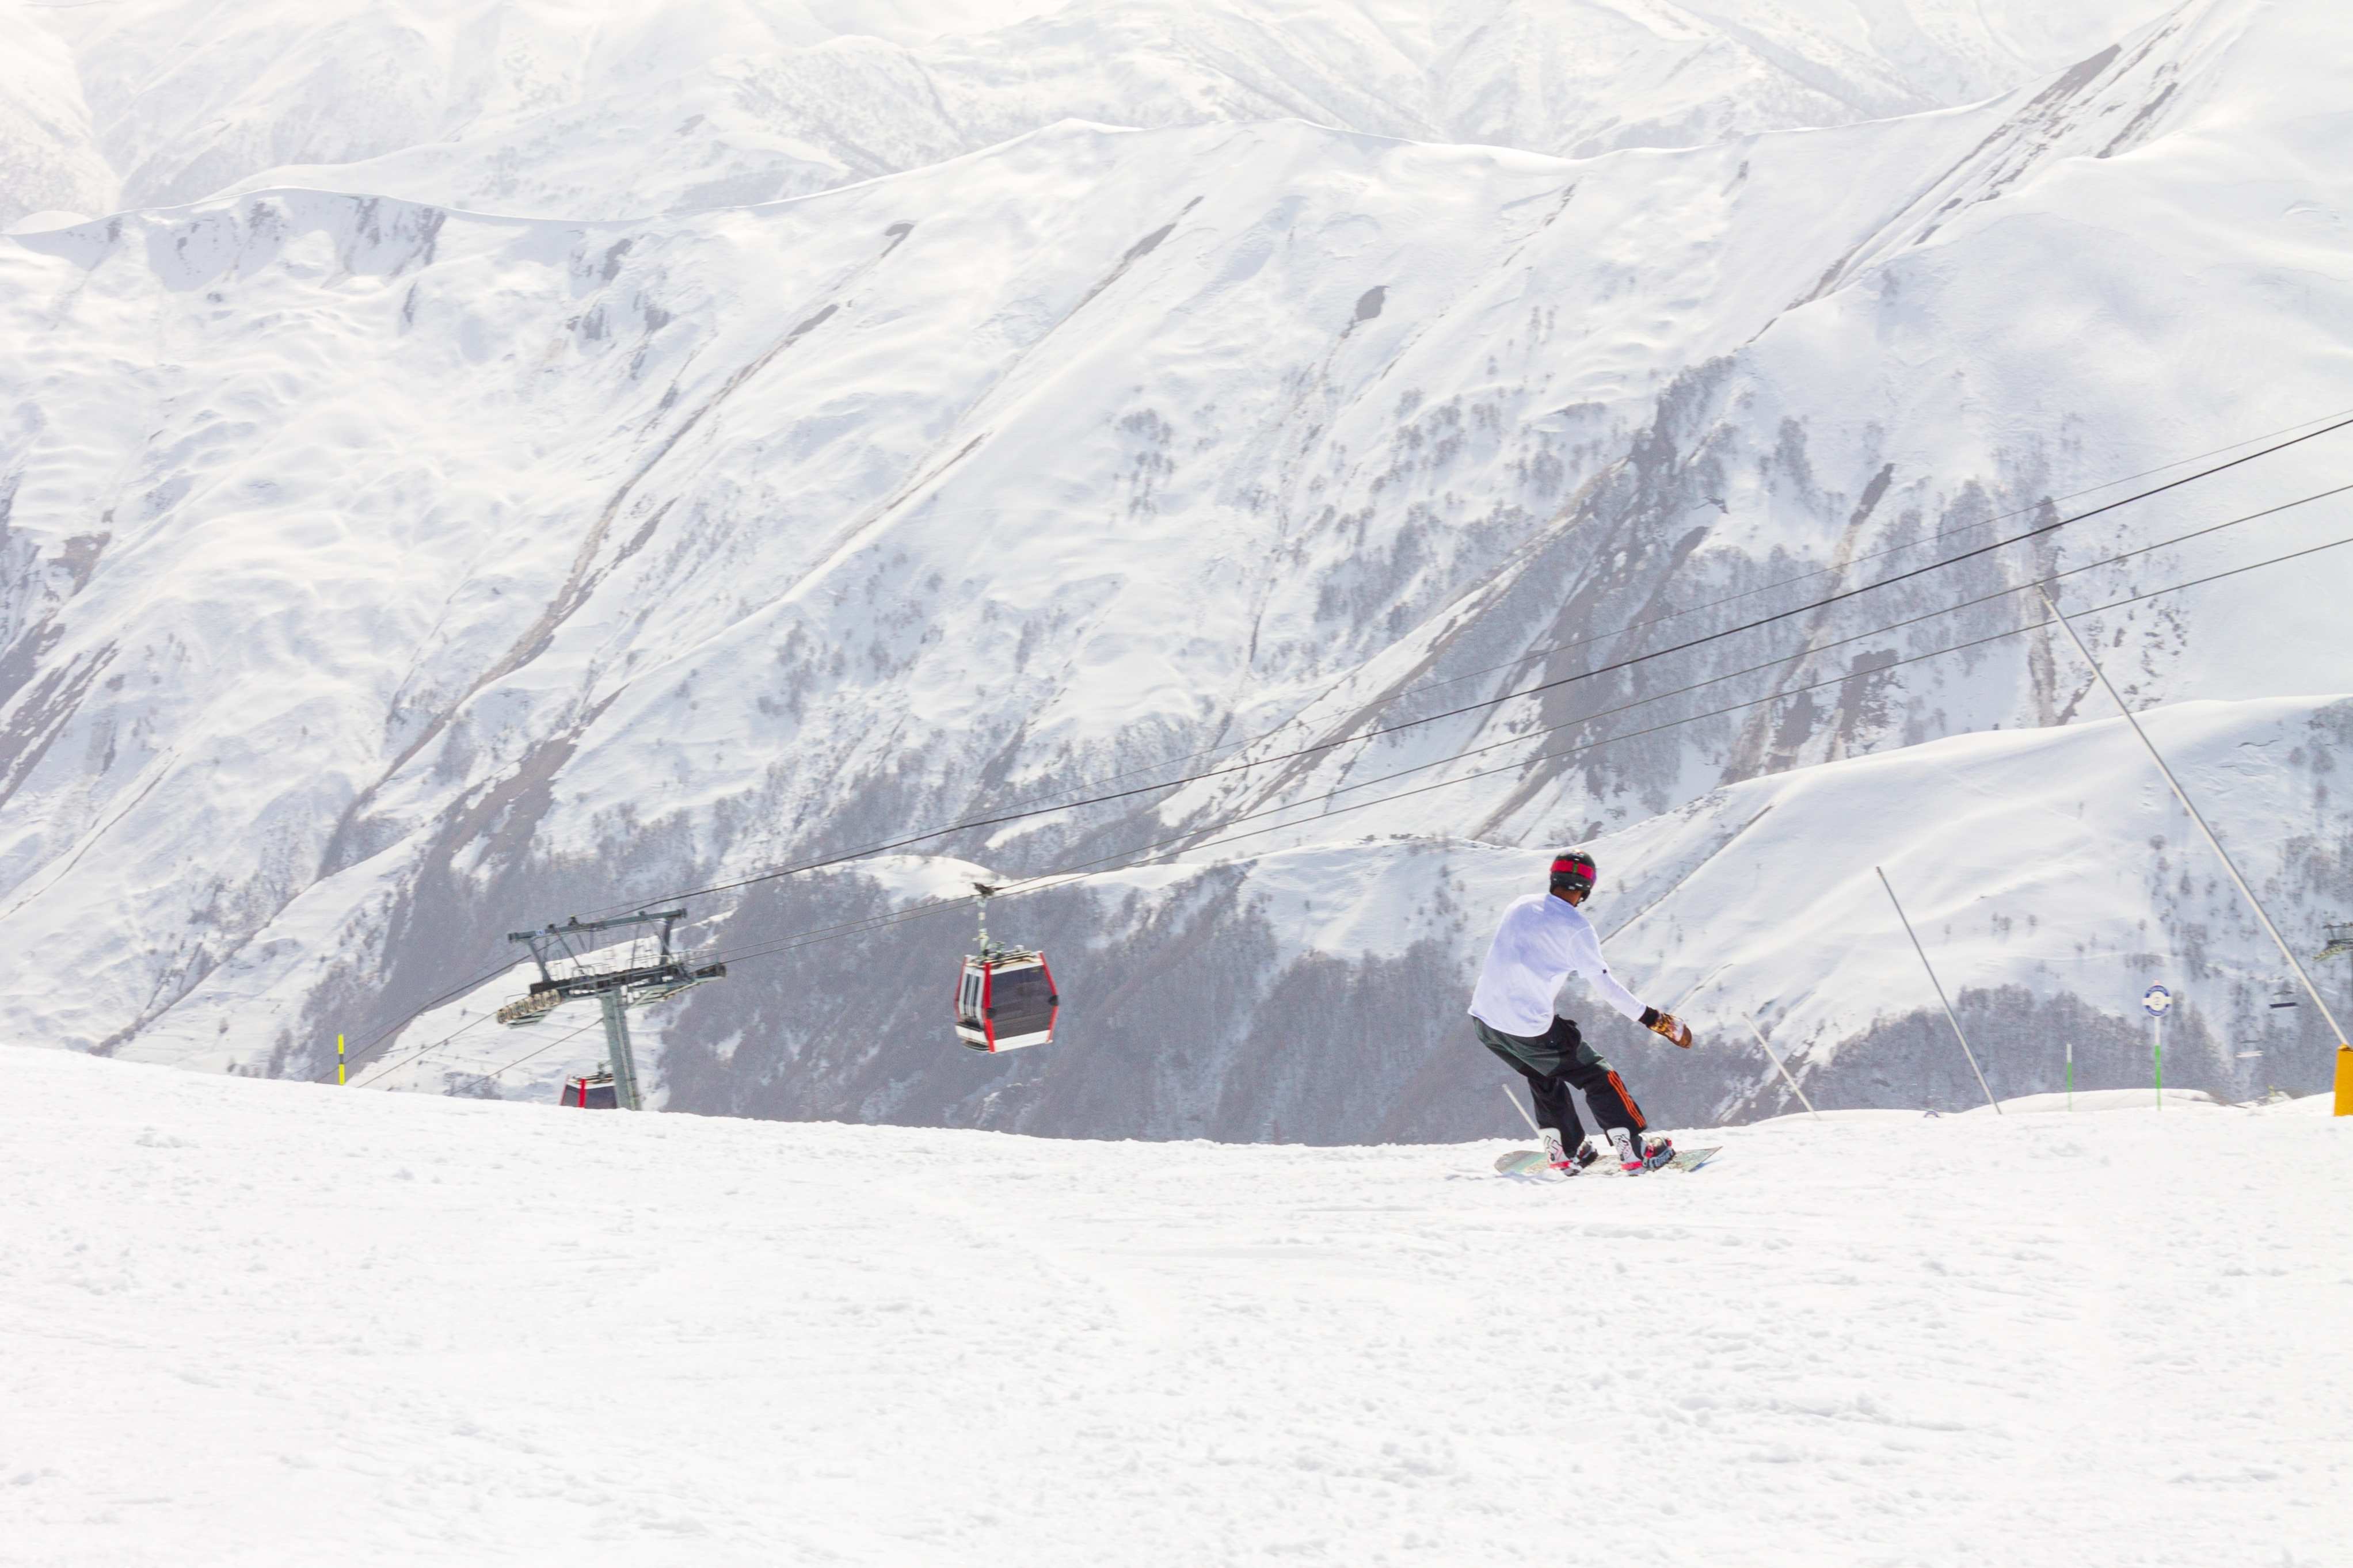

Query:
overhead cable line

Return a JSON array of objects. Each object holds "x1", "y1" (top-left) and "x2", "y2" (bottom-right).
[
  {"x1": 680, "y1": 518, "x2": 2353, "y2": 980},
  {"x1": 452, "y1": 512, "x2": 2353, "y2": 1095},
  {"x1": 629, "y1": 414, "x2": 2353, "y2": 911},
  {"x1": 441, "y1": 1017, "x2": 605, "y2": 1093},
  {"x1": 349, "y1": 1009, "x2": 500, "y2": 1089},
  {"x1": 1095, "y1": 524, "x2": 2353, "y2": 878},
  {"x1": 1083, "y1": 481, "x2": 2353, "y2": 856},
  {"x1": 356, "y1": 423, "x2": 2353, "y2": 1079},
  {"x1": 700, "y1": 401, "x2": 2353, "y2": 849},
  {"x1": 1229, "y1": 402, "x2": 2353, "y2": 724}
]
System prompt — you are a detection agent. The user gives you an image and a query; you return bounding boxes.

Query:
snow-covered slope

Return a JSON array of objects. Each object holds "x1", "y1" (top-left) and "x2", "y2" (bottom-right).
[
  {"x1": 7, "y1": 1047, "x2": 2346, "y2": 1566},
  {"x1": 15, "y1": 0, "x2": 2177, "y2": 222},
  {"x1": 2, "y1": 0, "x2": 2349, "y2": 1132}
]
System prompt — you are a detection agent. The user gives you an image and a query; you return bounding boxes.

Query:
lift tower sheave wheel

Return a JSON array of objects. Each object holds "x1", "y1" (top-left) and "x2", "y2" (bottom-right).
[{"x1": 493, "y1": 908, "x2": 726, "y2": 1111}]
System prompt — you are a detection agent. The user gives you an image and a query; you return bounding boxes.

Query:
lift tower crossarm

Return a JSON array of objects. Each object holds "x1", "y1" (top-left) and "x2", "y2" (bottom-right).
[{"x1": 491, "y1": 908, "x2": 725, "y2": 1108}]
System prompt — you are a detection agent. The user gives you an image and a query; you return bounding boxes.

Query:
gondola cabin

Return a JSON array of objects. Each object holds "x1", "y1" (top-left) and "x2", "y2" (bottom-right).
[
  {"x1": 560, "y1": 1067, "x2": 618, "y2": 1108},
  {"x1": 954, "y1": 949, "x2": 1059, "y2": 1052},
  {"x1": 953, "y1": 882, "x2": 1060, "y2": 1052}
]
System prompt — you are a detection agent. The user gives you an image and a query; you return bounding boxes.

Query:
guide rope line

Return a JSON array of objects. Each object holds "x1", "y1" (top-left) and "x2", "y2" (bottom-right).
[
  {"x1": 675, "y1": 519, "x2": 2353, "y2": 983},
  {"x1": 626, "y1": 415, "x2": 2353, "y2": 911}
]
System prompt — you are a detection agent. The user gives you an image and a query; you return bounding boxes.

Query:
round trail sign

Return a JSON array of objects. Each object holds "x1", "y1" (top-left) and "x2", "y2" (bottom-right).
[{"x1": 2143, "y1": 983, "x2": 2174, "y2": 1017}]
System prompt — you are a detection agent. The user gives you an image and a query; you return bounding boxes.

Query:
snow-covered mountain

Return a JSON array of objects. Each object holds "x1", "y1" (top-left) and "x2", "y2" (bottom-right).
[
  {"x1": 2, "y1": 0, "x2": 2349, "y2": 1136},
  {"x1": 13, "y1": 0, "x2": 2175, "y2": 226}
]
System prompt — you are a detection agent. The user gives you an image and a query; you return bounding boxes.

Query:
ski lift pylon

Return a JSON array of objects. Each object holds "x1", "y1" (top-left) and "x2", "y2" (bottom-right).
[{"x1": 953, "y1": 882, "x2": 1059, "y2": 1052}]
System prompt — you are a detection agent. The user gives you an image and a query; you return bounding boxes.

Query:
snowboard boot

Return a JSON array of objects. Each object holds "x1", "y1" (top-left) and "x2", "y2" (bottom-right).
[
  {"x1": 1608, "y1": 1128, "x2": 1675, "y2": 1173},
  {"x1": 1541, "y1": 1127, "x2": 1580, "y2": 1175}
]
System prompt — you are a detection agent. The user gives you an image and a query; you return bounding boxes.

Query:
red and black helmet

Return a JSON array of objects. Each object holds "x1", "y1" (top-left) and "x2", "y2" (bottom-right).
[{"x1": 1548, "y1": 850, "x2": 1597, "y2": 895}]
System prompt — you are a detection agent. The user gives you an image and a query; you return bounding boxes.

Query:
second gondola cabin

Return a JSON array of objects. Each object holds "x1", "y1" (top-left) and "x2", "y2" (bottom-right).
[
  {"x1": 953, "y1": 883, "x2": 1059, "y2": 1052},
  {"x1": 559, "y1": 1067, "x2": 618, "y2": 1108}
]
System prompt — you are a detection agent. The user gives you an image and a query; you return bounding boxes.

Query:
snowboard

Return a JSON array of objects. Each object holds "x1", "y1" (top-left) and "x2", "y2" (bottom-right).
[{"x1": 1493, "y1": 1145, "x2": 1723, "y2": 1177}]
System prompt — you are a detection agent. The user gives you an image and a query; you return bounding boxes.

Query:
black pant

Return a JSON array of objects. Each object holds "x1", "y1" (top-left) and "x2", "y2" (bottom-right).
[{"x1": 1473, "y1": 1014, "x2": 1647, "y2": 1146}]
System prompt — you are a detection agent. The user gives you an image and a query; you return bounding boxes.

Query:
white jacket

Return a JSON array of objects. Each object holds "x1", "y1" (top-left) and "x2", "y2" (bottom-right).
[{"x1": 1468, "y1": 892, "x2": 1647, "y2": 1037}]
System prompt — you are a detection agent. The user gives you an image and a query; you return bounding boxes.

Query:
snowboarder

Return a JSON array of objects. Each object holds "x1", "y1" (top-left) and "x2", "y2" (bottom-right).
[{"x1": 1469, "y1": 850, "x2": 1694, "y2": 1173}]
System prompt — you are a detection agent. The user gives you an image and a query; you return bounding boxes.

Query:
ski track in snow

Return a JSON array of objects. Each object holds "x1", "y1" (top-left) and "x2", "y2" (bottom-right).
[{"x1": 6, "y1": 1048, "x2": 2347, "y2": 1566}]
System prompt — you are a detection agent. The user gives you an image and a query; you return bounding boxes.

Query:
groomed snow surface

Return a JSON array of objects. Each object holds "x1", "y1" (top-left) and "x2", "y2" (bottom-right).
[{"x1": 8, "y1": 1049, "x2": 2347, "y2": 1566}]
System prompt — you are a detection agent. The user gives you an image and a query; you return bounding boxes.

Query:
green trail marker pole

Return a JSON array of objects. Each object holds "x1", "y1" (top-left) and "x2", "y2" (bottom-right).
[
  {"x1": 337, "y1": 1032, "x2": 346, "y2": 1086},
  {"x1": 2144, "y1": 985, "x2": 2171, "y2": 1110}
]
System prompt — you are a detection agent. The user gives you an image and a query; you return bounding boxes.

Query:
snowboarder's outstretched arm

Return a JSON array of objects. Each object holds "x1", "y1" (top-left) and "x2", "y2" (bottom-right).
[{"x1": 1563, "y1": 910, "x2": 1694, "y2": 1048}]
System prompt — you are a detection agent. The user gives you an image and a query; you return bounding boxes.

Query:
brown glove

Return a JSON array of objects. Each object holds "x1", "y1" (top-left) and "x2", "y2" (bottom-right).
[{"x1": 1647, "y1": 1011, "x2": 1693, "y2": 1048}]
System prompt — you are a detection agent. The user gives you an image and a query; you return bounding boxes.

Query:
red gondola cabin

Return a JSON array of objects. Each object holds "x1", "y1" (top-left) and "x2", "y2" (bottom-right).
[
  {"x1": 954, "y1": 950, "x2": 1059, "y2": 1052},
  {"x1": 560, "y1": 1068, "x2": 618, "y2": 1108}
]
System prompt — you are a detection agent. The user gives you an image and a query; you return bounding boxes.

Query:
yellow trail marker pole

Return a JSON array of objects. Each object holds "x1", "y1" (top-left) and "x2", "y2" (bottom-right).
[{"x1": 337, "y1": 1032, "x2": 346, "y2": 1086}]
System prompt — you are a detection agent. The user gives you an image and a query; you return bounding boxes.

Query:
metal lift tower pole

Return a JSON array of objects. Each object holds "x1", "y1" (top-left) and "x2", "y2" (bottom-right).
[
  {"x1": 495, "y1": 908, "x2": 725, "y2": 1110},
  {"x1": 599, "y1": 990, "x2": 642, "y2": 1112}
]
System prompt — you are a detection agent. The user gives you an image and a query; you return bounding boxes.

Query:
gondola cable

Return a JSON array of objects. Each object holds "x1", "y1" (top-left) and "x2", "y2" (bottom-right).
[
  {"x1": 618, "y1": 414, "x2": 2353, "y2": 914},
  {"x1": 453, "y1": 503, "x2": 2350, "y2": 1093},
  {"x1": 1144, "y1": 480, "x2": 2353, "y2": 837},
  {"x1": 1067, "y1": 399, "x2": 2353, "y2": 785},
  {"x1": 675, "y1": 516, "x2": 2353, "y2": 983},
  {"x1": 345, "y1": 440, "x2": 2353, "y2": 1084},
  {"x1": 364, "y1": 493, "x2": 2353, "y2": 1089},
  {"x1": 577, "y1": 400, "x2": 2353, "y2": 920}
]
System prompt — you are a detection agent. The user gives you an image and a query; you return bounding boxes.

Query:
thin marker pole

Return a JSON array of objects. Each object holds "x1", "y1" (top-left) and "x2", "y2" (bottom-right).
[
  {"x1": 2065, "y1": 1039, "x2": 2073, "y2": 1111},
  {"x1": 2037, "y1": 584, "x2": 2351, "y2": 1050},
  {"x1": 1743, "y1": 1010, "x2": 1822, "y2": 1120},
  {"x1": 1876, "y1": 865, "x2": 2002, "y2": 1113},
  {"x1": 1502, "y1": 1084, "x2": 1543, "y2": 1139},
  {"x1": 2153, "y1": 1013, "x2": 2164, "y2": 1111},
  {"x1": 337, "y1": 1032, "x2": 346, "y2": 1086}
]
